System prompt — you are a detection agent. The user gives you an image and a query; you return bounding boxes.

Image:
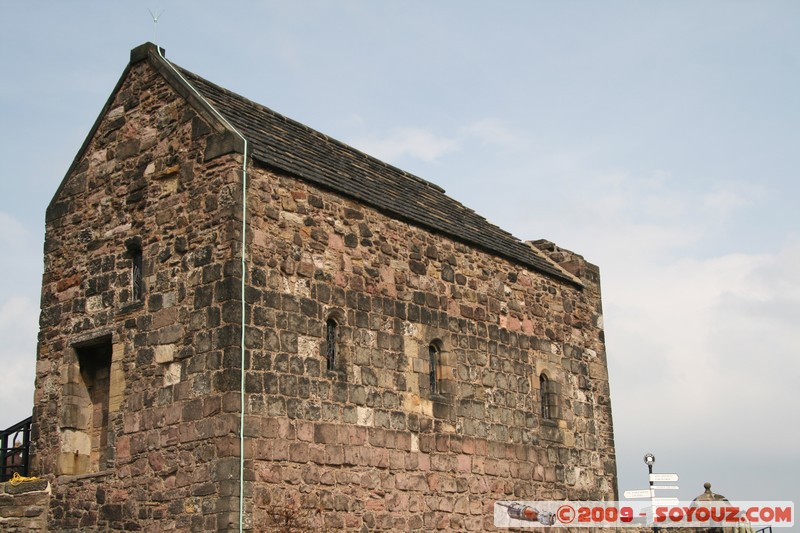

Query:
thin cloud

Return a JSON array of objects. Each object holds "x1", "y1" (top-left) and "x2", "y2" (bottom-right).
[
  {"x1": 0, "y1": 212, "x2": 29, "y2": 246},
  {"x1": 0, "y1": 213, "x2": 41, "y2": 428},
  {"x1": 349, "y1": 118, "x2": 529, "y2": 164},
  {"x1": 0, "y1": 212, "x2": 42, "y2": 290},
  {"x1": 702, "y1": 181, "x2": 767, "y2": 219},
  {"x1": 607, "y1": 243, "x2": 800, "y2": 460},
  {"x1": 459, "y1": 118, "x2": 530, "y2": 150},
  {"x1": 350, "y1": 126, "x2": 459, "y2": 163},
  {"x1": 0, "y1": 296, "x2": 38, "y2": 429},
  {"x1": 350, "y1": 117, "x2": 531, "y2": 163}
]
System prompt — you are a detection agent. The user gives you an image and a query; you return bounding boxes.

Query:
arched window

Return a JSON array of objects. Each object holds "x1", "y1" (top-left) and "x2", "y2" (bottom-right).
[
  {"x1": 325, "y1": 318, "x2": 338, "y2": 371},
  {"x1": 429, "y1": 341, "x2": 441, "y2": 394},
  {"x1": 540, "y1": 373, "x2": 551, "y2": 419}
]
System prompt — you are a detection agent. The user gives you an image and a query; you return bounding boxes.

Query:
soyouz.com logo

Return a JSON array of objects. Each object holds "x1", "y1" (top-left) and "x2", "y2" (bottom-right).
[{"x1": 494, "y1": 501, "x2": 794, "y2": 528}]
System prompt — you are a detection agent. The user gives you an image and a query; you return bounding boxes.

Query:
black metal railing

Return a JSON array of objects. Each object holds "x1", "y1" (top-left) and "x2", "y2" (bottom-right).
[{"x1": 1, "y1": 416, "x2": 32, "y2": 482}]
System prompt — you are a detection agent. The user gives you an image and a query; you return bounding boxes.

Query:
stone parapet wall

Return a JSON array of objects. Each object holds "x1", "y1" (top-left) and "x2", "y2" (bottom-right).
[{"x1": 0, "y1": 479, "x2": 50, "y2": 532}]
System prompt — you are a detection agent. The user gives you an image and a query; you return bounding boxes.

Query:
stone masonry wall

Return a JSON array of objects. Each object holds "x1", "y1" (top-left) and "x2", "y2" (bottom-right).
[
  {"x1": 240, "y1": 164, "x2": 616, "y2": 530},
  {"x1": 35, "y1": 58, "x2": 246, "y2": 531},
  {"x1": 34, "y1": 50, "x2": 617, "y2": 531}
]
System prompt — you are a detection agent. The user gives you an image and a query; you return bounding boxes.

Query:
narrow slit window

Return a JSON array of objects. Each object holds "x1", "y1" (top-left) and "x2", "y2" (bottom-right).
[
  {"x1": 131, "y1": 245, "x2": 143, "y2": 301},
  {"x1": 429, "y1": 342, "x2": 440, "y2": 394},
  {"x1": 540, "y1": 373, "x2": 551, "y2": 420},
  {"x1": 325, "y1": 318, "x2": 338, "y2": 371}
]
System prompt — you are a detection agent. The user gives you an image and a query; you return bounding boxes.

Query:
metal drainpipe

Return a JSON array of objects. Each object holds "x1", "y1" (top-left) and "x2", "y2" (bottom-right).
[{"x1": 155, "y1": 45, "x2": 249, "y2": 533}]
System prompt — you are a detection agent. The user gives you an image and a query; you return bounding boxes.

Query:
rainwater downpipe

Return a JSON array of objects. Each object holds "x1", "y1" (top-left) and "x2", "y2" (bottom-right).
[{"x1": 156, "y1": 45, "x2": 249, "y2": 533}]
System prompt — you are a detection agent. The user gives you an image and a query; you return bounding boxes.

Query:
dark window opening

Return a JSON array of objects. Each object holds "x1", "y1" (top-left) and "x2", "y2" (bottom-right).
[
  {"x1": 429, "y1": 341, "x2": 441, "y2": 395},
  {"x1": 131, "y1": 245, "x2": 143, "y2": 301},
  {"x1": 540, "y1": 373, "x2": 561, "y2": 421},
  {"x1": 540, "y1": 374, "x2": 551, "y2": 420},
  {"x1": 325, "y1": 318, "x2": 338, "y2": 371}
]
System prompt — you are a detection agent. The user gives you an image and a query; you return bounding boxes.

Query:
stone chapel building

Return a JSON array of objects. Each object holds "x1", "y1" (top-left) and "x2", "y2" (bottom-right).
[{"x1": 30, "y1": 43, "x2": 617, "y2": 531}]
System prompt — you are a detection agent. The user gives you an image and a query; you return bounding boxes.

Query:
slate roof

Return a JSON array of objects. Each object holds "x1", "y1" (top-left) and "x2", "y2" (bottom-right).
[
  {"x1": 52, "y1": 43, "x2": 577, "y2": 286},
  {"x1": 173, "y1": 66, "x2": 582, "y2": 287}
]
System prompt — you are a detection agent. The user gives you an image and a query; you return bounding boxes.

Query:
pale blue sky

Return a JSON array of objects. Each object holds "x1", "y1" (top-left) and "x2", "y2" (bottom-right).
[{"x1": 1, "y1": 0, "x2": 798, "y2": 522}]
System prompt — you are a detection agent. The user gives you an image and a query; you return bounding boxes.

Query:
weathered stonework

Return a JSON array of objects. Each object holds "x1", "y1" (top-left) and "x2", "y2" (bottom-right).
[
  {"x1": 32, "y1": 43, "x2": 617, "y2": 531},
  {"x1": 0, "y1": 479, "x2": 50, "y2": 532}
]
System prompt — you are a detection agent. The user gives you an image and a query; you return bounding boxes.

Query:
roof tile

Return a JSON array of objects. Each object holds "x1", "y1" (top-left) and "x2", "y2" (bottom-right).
[{"x1": 176, "y1": 66, "x2": 577, "y2": 285}]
